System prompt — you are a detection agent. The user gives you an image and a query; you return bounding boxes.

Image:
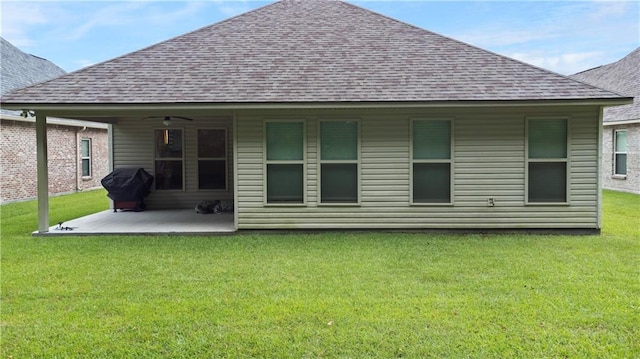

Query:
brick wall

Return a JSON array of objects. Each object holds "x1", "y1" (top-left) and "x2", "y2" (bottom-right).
[
  {"x1": 602, "y1": 124, "x2": 640, "y2": 194},
  {"x1": 0, "y1": 119, "x2": 110, "y2": 203}
]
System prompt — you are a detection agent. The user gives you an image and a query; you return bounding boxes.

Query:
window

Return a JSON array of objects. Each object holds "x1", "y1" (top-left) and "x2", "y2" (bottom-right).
[
  {"x1": 320, "y1": 121, "x2": 359, "y2": 204},
  {"x1": 198, "y1": 129, "x2": 227, "y2": 190},
  {"x1": 527, "y1": 118, "x2": 568, "y2": 203},
  {"x1": 80, "y1": 138, "x2": 91, "y2": 177},
  {"x1": 265, "y1": 121, "x2": 305, "y2": 204},
  {"x1": 411, "y1": 119, "x2": 452, "y2": 204},
  {"x1": 614, "y1": 130, "x2": 627, "y2": 176},
  {"x1": 154, "y1": 129, "x2": 184, "y2": 190}
]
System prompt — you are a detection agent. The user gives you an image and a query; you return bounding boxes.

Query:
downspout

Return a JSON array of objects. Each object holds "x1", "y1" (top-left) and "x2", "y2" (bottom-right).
[{"x1": 35, "y1": 112, "x2": 49, "y2": 233}]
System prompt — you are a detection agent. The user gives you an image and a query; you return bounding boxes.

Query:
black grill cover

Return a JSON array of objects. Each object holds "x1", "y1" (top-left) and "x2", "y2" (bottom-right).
[{"x1": 101, "y1": 168, "x2": 154, "y2": 202}]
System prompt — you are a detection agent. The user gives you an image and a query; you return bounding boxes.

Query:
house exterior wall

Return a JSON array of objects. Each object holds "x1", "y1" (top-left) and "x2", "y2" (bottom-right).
[
  {"x1": 0, "y1": 118, "x2": 110, "y2": 203},
  {"x1": 602, "y1": 123, "x2": 640, "y2": 194},
  {"x1": 235, "y1": 106, "x2": 601, "y2": 230},
  {"x1": 111, "y1": 116, "x2": 234, "y2": 209}
]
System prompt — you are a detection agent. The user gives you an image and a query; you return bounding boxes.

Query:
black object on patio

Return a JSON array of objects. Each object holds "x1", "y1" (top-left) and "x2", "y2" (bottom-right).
[{"x1": 101, "y1": 168, "x2": 154, "y2": 212}]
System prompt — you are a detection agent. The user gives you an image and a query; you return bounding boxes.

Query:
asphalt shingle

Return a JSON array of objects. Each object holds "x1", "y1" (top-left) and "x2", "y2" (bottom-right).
[
  {"x1": 1, "y1": 37, "x2": 66, "y2": 114},
  {"x1": 0, "y1": 0, "x2": 625, "y2": 105},
  {"x1": 570, "y1": 48, "x2": 639, "y2": 122}
]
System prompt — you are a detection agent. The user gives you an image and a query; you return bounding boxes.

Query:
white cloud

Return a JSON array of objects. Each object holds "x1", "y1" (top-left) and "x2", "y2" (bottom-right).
[
  {"x1": 0, "y1": 2, "x2": 54, "y2": 47},
  {"x1": 509, "y1": 51, "x2": 606, "y2": 75},
  {"x1": 62, "y1": 2, "x2": 152, "y2": 41},
  {"x1": 449, "y1": 1, "x2": 639, "y2": 74}
]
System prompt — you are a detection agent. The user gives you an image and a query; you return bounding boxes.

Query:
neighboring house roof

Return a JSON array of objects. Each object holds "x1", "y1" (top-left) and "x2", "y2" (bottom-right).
[
  {"x1": 570, "y1": 48, "x2": 640, "y2": 123},
  {"x1": 0, "y1": 0, "x2": 628, "y2": 106},
  {"x1": 1, "y1": 37, "x2": 108, "y2": 129},
  {"x1": 1, "y1": 36, "x2": 66, "y2": 116}
]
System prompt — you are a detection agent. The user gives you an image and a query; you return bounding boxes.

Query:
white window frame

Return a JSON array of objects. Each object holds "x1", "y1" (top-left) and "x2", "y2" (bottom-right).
[
  {"x1": 263, "y1": 120, "x2": 306, "y2": 206},
  {"x1": 154, "y1": 128, "x2": 185, "y2": 191},
  {"x1": 410, "y1": 118, "x2": 454, "y2": 206},
  {"x1": 318, "y1": 119, "x2": 361, "y2": 206},
  {"x1": 613, "y1": 129, "x2": 627, "y2": 177},
  {"x1": 197, "y1": 128, "x2": 228, "y2": 191},
  {"x1": 525, "y1": 117, "x2": 570, "y2": 205},
  {"x1": 80, "y1": 138, "x2": 92, "y2": 178}
]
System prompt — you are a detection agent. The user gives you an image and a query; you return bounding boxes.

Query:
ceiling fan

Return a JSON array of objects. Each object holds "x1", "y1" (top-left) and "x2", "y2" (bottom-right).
[{"x1": 144, "y1": 115, "x2": 194, "y2": 126}]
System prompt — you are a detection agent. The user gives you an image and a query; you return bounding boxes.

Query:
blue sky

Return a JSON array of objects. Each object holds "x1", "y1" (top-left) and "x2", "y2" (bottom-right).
[{"x1": 1, "y1": 0, "x2": 638, "y2": 75}]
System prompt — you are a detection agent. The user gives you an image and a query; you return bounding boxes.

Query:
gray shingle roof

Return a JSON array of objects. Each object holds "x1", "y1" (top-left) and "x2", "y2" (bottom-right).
[
  {"x1": 1, "y1": 37, "x2": 66, "y2": 115},
  {"x1": 0, "y1": 0, "x2": 626, "y2": 105},
  {"x1": 570, "y1": 48, "x2": 639, "y2": 123}
]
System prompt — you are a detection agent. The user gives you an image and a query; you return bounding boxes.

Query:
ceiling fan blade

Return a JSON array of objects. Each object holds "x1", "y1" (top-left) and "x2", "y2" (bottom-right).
[{"x1": 142, "y1": 115, "x2": 194, "y2": 121}]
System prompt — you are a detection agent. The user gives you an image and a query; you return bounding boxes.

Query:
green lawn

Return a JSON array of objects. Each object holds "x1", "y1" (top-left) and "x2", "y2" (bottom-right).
[{"x1": 1, "y1": 189, "x2": 638, "y2": 358}]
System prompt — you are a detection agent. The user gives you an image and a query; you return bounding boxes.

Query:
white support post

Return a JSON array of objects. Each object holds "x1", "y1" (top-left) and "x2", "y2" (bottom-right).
[{"x1": 36, "y1": 112, "x2": 49, "y2": 233}]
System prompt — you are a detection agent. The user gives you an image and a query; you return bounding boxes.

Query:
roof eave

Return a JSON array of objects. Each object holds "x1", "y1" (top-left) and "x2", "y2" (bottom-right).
[
  {"x1": 1, "y1": 97, "x2": 633, "y2": 114},
  {"x1": 603, "y1": 118, "x2": 640, "y2": 126}
]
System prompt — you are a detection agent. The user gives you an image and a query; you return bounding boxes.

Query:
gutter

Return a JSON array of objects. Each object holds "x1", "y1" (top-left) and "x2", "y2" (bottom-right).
[
  {"x1": 603, "y1": 118, "x2": 640, "y2": 126},
  {"x1": 0, "y1": 97, "x2": 633, "y2": 114},
  {"x1": 0, "y1": 112, "x2": 110, "y2": 129}
]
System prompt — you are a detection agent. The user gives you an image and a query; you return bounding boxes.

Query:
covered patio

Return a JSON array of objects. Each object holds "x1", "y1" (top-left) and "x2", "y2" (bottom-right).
[{"x1": 36, "y1": 210, "x2": 235, "y2": 236}]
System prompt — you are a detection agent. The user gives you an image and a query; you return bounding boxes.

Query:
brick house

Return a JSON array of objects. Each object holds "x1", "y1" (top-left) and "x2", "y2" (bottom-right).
[
  {"x1": 1, "y1": 37, "x2": 110, "y2": 203},
  {"x1": 571, "y1": 48, "x2": 639, "y2": 194}
]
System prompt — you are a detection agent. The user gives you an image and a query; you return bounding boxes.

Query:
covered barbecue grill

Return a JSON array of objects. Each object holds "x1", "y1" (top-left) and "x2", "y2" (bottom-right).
[{"x1": 101, "y1": 168, "x2": 154, "y2": 212}]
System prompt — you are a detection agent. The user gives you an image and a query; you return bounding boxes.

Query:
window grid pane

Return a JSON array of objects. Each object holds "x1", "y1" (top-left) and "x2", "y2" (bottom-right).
[
  {"x1": 155, "y1": 129, "x2": 183, "y2": 158},
  {"x1": 615, "y1": 131, "x2": 627, "y2": 152},
  {"x1": 82, "y1": 159, "x2": 90, "y2": 177},
  {"x1": 266, "y1": 122, "x2": 304, "y2": 161},
  {"x1": 267, "y1": 164, "x2": 304, "y2": 203},
  {"x1": 413, "y1": 120, "x2": 451, "y2": 160},
  {"x1": 321, "y1": 163, "x2": 358, "y2": 203},
  {"x1": 198, "y1": 160, "x2": 226, "y2": 190},
  {"x1": 155, "y1": 160, "x2": 183, "y2": 190},
  {"x1": 528, "y1": 119, "x2": 567, "y2": 159},
  {"x1": 81, "y1": 139, "x2": 90, "y2": 157},
  {"x1": 528, "y1": 162, "x2": 567, "y2": 202},
  {"x1": 198, "y1": 129, "x2": 226, "y2": 158},
  {"x1": 413, "y1": 163, "x2": 451, "y2": 203},
  {"x1": 320, "y1": 121, "x2": 358, "y2": 160},
  {"x1": 615, "y1": 154, "x2": 627, "y2": 175}
]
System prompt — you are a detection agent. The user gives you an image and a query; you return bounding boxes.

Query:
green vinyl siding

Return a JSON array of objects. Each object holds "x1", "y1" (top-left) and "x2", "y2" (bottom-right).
[{"x1": 233, "y1": 106, "x2": 600, "y2": 230}]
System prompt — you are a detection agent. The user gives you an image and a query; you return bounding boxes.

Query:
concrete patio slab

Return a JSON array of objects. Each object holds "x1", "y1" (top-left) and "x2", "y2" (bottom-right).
[{"x1": 36, "y1": 209, "x2": 235, "y2": 236}]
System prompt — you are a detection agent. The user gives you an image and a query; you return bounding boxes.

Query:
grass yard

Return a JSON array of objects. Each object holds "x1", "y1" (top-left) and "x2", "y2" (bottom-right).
[{"x1": 1, "y1": 189, "x2": 638, "y2": 358}]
